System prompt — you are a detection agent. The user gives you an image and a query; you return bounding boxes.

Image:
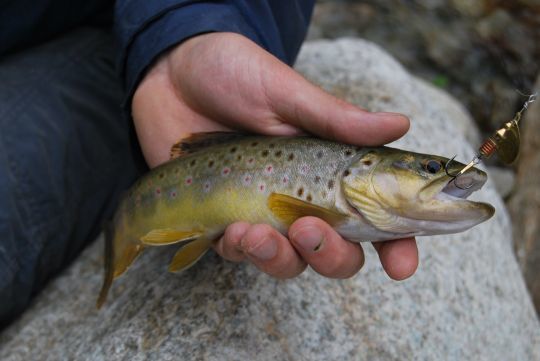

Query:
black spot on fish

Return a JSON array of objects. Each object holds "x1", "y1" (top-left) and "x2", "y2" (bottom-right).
[
  {"x1": 190, "y1": 159, "x2": 196, "y2": 166},
  {"x1": 314, "y1": 176, "x2": 321, "y2": 183},
  {"x1": 363, "y1": 159, "x2": 372, "y2": 166},
  {"x1": 269, "y1": 143, "x2": 275, "y2": 149},
  {"x1": 237, "y1": 155, "x2": 242, "y2": 161},
  {"x1": 297, "y1": 187, "x2": 304, "y2": 197},
  {"x1": 288, "y1": 153, "x2": 295, "y2": 161},
  {"x1": 275, "y1": 150, "x2": 282, "y2": 157},
  {"x1": 159, "y1": 173, "x2": 164, "y2": 179},
  {"x1": 306, "y1": 194, "x2": 312, "y2": 202},
  {"x1": 230, "y1": 147, "x2": 237, "y2": 153},
  {"x1": 208, "y1": 160, "x2": 214, "y2": 167},
  {"x1": 343, "y1": 170, "x2": 351, "y2": 177},
  {"x1": 262, "y1": 150, "x2": 269, "y2": 157},
  {"x1": 316, "y1": 151, "x2": 323, "y2": 159},
  {"x1": 345, "y1": 150, "x2": 353, "y2": 157},
  {"x1": 327, "y1": 180, "x2": 334, "y2": 189},
  {"x1": 251, "y1": 141, "x2": 258, "y2": 147}
]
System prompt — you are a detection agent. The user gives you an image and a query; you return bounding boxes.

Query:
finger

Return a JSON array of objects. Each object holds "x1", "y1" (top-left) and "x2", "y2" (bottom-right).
[
  {"x1": 372, "y1": 238, "x2": 418, "y2": 280},
  {"x1": 213, "y1": 222, "x2": 251, "y2": 262},
  {"x1": 289, "y1": 217, "x2": 364, "y2": 279},
  {"x1": 264, "y1": 63, "x2": 410, "y2": 146},
  {"x1": 240, "y1": 224, "x2": 307, "y2": 279}
]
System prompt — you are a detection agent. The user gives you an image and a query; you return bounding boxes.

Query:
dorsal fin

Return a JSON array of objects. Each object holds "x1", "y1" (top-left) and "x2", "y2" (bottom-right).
[{"x1": 170, "y1": 132, "x2": 248, "y2": 159}]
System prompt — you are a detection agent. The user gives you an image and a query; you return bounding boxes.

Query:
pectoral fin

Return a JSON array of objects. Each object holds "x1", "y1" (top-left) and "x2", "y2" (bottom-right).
[
  {"x1": 140, "y1": 229, "x2": 203, "y2": 246},
  {"x1": 268, "y1": 193, "x2": 349, "y2": 226},
  {"x1": 168, "y1": 238, "x2": 212, "y2": 273}
]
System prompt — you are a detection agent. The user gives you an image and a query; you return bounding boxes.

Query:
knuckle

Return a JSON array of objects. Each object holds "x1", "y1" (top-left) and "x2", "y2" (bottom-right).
[
  {"x1": 314, "y1": 247, "x2": 362, "y2": 279},
  {"x1": 224, "y1": 222, "x2": 250, "y2": 245}
]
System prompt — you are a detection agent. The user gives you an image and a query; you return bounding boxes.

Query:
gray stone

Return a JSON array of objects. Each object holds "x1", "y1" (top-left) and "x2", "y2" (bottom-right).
[
  {"x1": 486, "y1": 166, "x2": 516, "y2": 199},
  {"x1": 309, "y1": 1, "x2": 540, "y2": 135},
  {"x1": 1, "y1": 39, "x2": 539, "y2": 361},
  {"x1": 508, "y1": 74, "x2": 540, "y2": 314}
]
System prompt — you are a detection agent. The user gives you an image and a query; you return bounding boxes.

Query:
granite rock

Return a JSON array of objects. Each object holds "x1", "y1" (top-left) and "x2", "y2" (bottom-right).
[
  {"x1": 486, "y1": 166, "x2": 516, "y2": 199},
  {"x1": 309, "y1": 1, "x2": 540, "y2": 133},
  {"x1": 1, "y1": 39, "x2": 539, "y2": 361},
  {"x1": 508, "y1": 74, "x2": 540, "y2": 314}
]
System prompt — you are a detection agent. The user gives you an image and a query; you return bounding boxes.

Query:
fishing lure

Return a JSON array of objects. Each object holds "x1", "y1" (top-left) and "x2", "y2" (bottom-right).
[{"x1": 445, "y1": 92, "x2": 538, "y2": 189}]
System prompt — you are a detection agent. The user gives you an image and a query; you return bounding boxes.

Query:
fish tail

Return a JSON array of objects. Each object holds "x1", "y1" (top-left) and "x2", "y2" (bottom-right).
[{"x1": 96, "y1": 223, "x2": 143, "y2": 308}]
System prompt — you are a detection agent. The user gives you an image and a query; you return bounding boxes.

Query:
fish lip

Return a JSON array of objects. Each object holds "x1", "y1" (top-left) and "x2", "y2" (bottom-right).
[
  {"x1": 437, "y1": 171, "x2": 487, "y2": 200},
  {"x1": 418, "y1": 169, "x2": 495, "y2": 225},
  {"x1": 420, "y1": 169, "x2": 488, "y2": 204}
]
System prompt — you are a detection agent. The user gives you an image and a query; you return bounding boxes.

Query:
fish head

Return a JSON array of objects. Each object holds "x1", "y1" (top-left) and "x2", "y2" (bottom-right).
[{"x1": 341, "y1": 147, "x2": 495, "y2": 237}]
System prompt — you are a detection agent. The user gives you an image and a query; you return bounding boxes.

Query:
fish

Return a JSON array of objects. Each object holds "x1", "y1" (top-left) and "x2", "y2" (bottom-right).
[{"x1": 97, "y1": 132, "x2": 494, "y2": 307}]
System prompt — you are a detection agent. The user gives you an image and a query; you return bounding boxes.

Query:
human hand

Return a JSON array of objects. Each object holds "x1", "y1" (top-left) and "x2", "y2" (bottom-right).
[{"x1": 132, "y1": 32, "x2": 418, "y2": 281}]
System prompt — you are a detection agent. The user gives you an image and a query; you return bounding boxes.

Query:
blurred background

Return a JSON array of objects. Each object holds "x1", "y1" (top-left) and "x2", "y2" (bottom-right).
[{"x1": 307, "y1": 0, "x2": 540, "y2": 313}]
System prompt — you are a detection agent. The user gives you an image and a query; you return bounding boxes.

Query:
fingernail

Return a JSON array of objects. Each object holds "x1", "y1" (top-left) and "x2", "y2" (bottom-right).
[
  {"x1": 246, "y1": 237, "x2": 278, "y2": 260},
  {"x1": 374, "y1": 112, "x2": 407, "y2": 119},
  {"x1": 293, "y1": 226, "x2": 323, "y2": 252}
]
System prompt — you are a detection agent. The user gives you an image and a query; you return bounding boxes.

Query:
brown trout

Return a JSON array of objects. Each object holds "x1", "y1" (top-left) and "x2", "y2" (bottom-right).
[{"x1": 97, "y1": 133, "x2": 494, "y2": 307}]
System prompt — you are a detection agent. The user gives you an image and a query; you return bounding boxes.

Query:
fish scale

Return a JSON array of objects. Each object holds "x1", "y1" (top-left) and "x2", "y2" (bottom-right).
[{"x1": 97, "y1": 133, "x2": 494, "y2": 307}]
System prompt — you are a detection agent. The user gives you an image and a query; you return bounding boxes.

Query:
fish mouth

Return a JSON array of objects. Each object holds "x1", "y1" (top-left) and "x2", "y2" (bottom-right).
[
  {"x1": 435, "y1": 171, "x2": 486, "y2": 201},
  {"x1": 425, "y1": 169, "x2": 495, "y2": 223}
]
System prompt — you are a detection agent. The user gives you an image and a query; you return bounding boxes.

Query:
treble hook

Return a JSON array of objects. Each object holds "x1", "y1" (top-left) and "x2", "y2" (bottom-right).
[{"x1": 444, "y1": 156, "x2": 475, "y2": 190}]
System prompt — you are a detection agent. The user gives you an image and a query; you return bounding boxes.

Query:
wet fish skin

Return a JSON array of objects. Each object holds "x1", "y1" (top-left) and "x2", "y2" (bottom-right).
[{"x1": 97, "y1": 134, "x2": 494, "y2": 307}]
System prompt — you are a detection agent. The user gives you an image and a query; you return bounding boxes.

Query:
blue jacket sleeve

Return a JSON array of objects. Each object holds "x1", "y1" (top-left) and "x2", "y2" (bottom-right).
[{"x1": 115, "y1": 0, "x2": 315, "y2": 108}]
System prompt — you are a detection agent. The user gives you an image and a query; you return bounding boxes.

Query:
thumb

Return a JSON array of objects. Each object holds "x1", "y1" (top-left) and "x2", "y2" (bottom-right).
[{"x1": 264, "y1": 64, "x2": 410, "y2": 146}]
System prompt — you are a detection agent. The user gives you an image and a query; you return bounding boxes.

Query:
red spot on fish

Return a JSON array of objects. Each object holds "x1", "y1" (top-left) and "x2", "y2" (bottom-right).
[
  {"x1": 242, "y1": 174, "x2": 252, "y2": 186},
  {"x1": 185, "y1": 177, "x2": 193, "y2": 185},
  {"x1": 248, "y1": 158, "x2": 254, "y2": 164},
  {"x1": 282, "y1": 175, "x2": 289, "y2": 184},
  {"x1": 259, "y1": 184, "x2": 265, "y2": 192},
  {"x1": 222, "y1": 167, "x2": 231, "y2": 176},
  {"x1": 155, "y1": 188, "x2": 161, "y2": 195},
  {"x1": 204, "y1": 182, "x2": 211, "y2": 192},
  {"x1": 265, "y1": 165, "x2": 273, "y2": 174},
  {"x1": 171, "y1": 191, "x2": 177, "y2": 198}
]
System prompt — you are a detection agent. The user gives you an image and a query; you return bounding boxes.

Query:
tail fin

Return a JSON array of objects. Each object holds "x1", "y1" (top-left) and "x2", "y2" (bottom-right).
[
  {"x1": 97, "y1": 224, "x2": 115, "y2": 308},
  {"x1": 96, "y1": 223, "x2": 143, "y2": 309}
]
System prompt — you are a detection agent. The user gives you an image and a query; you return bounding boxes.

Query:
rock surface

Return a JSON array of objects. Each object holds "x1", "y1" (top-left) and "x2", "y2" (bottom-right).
[
  {"x1": 308, "y1": 1, "x2": 540, "y2": 133},
  {"x1": 508, "y1": 74, "x2": 540, "y2": 314},
  {"x1": 1, "y1": 39, "x2": 539, "y2": 361},
  {"x1": 486, "y1": 166, "x2": 516, "y2": 199}
]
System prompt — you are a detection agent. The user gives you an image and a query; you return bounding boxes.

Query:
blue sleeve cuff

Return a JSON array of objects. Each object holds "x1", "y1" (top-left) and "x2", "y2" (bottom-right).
[{"x1": 118, "y1": 2, "x2": 262, "y2": 111}]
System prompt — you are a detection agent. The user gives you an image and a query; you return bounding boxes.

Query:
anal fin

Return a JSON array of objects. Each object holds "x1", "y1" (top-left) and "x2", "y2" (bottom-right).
[
  {"x1": 140, "y1": 229, "x2": 202, "y2": 246},
  {"x1": 268, "y1": 192, "x2": 349, "y2": 226},
  {"x1": 168, "y1": 238, "x2": 212, "y2": 273}
]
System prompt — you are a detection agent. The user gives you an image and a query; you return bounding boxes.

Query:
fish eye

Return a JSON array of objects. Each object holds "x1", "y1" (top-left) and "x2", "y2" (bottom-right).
[{"x1": 425, "y1": 160, "x2": 442, "y2": 174}]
